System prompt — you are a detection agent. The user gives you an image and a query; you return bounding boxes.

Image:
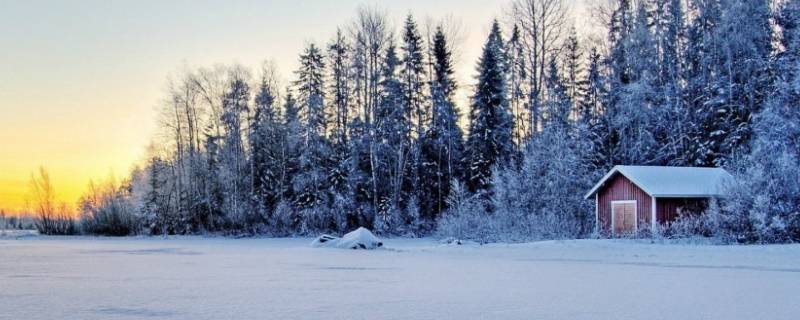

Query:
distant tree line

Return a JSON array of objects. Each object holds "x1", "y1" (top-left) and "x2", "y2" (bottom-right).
[{"x1": 65, "y1": 0, "x2": 799, "y2": 243}]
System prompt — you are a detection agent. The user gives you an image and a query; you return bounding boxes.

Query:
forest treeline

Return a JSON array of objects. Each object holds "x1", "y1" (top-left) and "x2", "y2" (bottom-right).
[{"x1": 34, "y1": 0, "x2": 800, "y2": 243}]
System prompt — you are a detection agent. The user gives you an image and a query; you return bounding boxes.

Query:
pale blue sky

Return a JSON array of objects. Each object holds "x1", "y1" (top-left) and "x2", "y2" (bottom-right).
[{"x1": 0, "y1": 0, "x2": 590, "y2": 210}]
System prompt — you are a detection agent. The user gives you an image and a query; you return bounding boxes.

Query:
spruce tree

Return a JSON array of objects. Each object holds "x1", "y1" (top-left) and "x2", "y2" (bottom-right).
[
  {"x1": 687, "y1": 0, "x2": 772, "y2": 166},
  {"x1": 293, "y1": 43, "x2": 334, "y2": 233},
  {"x1": 465, "y1": 20, "x2": 513, "y2": 198},
  {"x1": 278, "y1": 91, "x2": 302, "y2": 233},
  {"x1": 580, "y1": 48, "x2": 603, "y2": 126},
  {"x1": 328, "y1": 29, "x2": 351, "y2": 148},
  {"x1": 250, "y1": 73, "x2": 281, "y2": 228},
  {"x1": 373, "y1": 43, "x2": 412, "y2": 234},
  {"x1": 220, "y1": 72, "x2": 250, "y2": 228},
  {"x1": 543, "y1": 59, "x2": 571, "y2": 129},
  {"x1": 723, "y1": 0, "x2": 800, "y2": 242},
  {"x1": 400, "y1": 15, "x2": 428, "y2": 218},
  {"x1": 419, "y1": 26, "x2": 465, "y2": 224}
]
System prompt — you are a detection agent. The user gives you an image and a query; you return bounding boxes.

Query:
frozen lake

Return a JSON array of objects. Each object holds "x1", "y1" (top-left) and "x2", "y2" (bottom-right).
[{"x1": 1, "y1": 237, "x2": 799, "y2": 320}]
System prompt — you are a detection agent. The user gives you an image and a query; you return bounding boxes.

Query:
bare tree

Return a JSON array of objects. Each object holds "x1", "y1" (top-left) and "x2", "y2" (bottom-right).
[
  {"x1": 510, "y1": 0, "x2": 569, "y2": 137},
  {"x1": 28, "y1": 167, "x2": 75, "y2": 234},
  {"x1": 349, "y1": 6, "x2": 390, "y2": 212},
  {"x1": 349, "y1": 5, "x2": 390, "y2": 125}
]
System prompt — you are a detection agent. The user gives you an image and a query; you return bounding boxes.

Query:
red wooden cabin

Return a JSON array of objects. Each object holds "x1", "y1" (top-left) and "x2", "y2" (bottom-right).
[{"x1": 585, "y1": 166, "x2": 733, "y2": 235}]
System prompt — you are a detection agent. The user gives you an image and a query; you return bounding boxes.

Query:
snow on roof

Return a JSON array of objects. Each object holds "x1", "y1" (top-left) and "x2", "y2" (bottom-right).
[{"x1": 584, "y1": 166, "x2": 734, "y2": 199}]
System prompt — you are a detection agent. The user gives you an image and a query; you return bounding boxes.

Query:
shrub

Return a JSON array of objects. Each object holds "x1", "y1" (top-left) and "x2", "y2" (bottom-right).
[
  {"x1": 436, "y1": 182, "x2": 498, "y2": 243},
  {"x1": 78, "y1": 180, "x2": 141, "y2": 236}
]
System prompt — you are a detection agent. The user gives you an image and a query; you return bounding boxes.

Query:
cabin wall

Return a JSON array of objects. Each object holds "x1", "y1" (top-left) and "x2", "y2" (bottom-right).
[
  {"x1": 656, "y1": 198, "x2": 708, "y2": 224},
  {"x1": 597, "y1": 174, "x2": 652, "y2": 233}
]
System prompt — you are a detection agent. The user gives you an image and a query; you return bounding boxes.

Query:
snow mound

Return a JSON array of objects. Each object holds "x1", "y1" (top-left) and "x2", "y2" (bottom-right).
[
  {"x1": 0, "y1": 229, "x2": 39, "y2": 239},
  {"x1": 439, "y1": 237, "x2": 479, "y2": 246},
  {"x1": 311, "y1": 227, "x2": 383, "y2": 250}
]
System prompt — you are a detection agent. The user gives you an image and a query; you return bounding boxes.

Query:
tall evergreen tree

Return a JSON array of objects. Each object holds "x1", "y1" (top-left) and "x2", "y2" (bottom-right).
[
  {"x1": 273, "y1": 91, "x2": 302, "y2": 233},
  {"x1": 400, "y1": 15, "x2": 429, "y2": 217},
  {"x1": 219, "y1": 71, "x2": 250, "y2": 228},
  {"x1": 249, "y1": 71, "x2": 283, "y2": 229},
  {"x1": 543, "y1": 59, "x2": 571, "y2": 128},
  {"x1": 328, "y1": 29, "x2": 352, "y2": 149},
  {"x1": 400, "y1": 15, "x2": 428, "y2": 139},
  {"x1": 580, "y1": 48, "x2": 604, "y2": 126},
  {"x1": 420, "y1": 26, "x2": 465, "y2": 223},
  {"x1": 562, "y1": 29, "x2": 585, "y2": 121},
  {"x1": 465, "y1": 20, "x2": 513, "y2": 198},
  {"x1": 373, "y1": 43, "x2": 413, "y2": 233},
  {"x1": 687, "y1": 0, "x2": 772, "y2": 166},
  {"x1": 327, "y1": 30, "x2": 355, "y2": 232},
  {"x1": 603, "y1": 0, "x2": 661, "y2": 166},
  {"x1": 607, "y1": 0, "x2": 634, "y2": 87},
  {"x1": 292, "y1": 43, "x2": 334, "y2": 233},
  {"x1": 721, "y1": 0, "x2": 800, "y2": 242}
]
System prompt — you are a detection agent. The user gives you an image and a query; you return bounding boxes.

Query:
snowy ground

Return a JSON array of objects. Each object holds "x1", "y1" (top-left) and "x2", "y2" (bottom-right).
[{"x1": 1, "y1": 236, "x2": 799, "y2": 320}]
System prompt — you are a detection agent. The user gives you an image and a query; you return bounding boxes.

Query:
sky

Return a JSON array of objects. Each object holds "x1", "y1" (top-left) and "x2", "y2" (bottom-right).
[{"x1": 0, "y1": 0, "x2": 592, "y2": 213}]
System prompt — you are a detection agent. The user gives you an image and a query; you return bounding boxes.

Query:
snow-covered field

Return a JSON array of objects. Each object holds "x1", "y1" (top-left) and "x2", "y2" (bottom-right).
[{"x1": 1, "y1": 236, "x2": 799, "y2": 320}]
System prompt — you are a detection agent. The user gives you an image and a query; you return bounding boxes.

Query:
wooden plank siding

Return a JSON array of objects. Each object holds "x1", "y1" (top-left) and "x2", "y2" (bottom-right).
[
  {"x1": 656, "y1": 198, "x2": 708, "y2": 225},
  {"x1": 597, "y1": 174, "x2": 651, "y2": 234}
]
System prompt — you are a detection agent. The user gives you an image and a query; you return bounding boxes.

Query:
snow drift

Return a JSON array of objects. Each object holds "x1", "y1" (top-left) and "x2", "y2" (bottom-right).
[
  {"x1": 311, "y1": 227, "x2": 383, "y2": 250},
  {"x1": 0, "y1": 229, "x2": 39, "y2": 239}
]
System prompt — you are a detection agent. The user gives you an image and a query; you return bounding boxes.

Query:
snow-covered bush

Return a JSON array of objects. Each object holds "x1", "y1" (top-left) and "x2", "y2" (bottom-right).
[
  {"x1": 436, "y1": 182, "x2": 498, "y2": 243},
  {"x1": 79, "y1": 179, "x2": 141, "y2": 236},
  {"x1": 330, "y1": 192, "x2": 355, "y2": 233},
  {"x1": 80, "y1": 200, "x2": 139, "y2": 236},
  {"x1": 491, "y1": 123, "x2": 597, "y2": 241},
  {"x1": 270, "y1": 200, "x2": 296, "y2": 236},
  {"x1": 665, "y1": 203, "x2": 720, "y2": 240},
  {"x1": 713, "y1": 153, "x2": 800, "y2": 243},
  {"x1": 402, "y1": 196, "x2": 426, "y2": 237}
]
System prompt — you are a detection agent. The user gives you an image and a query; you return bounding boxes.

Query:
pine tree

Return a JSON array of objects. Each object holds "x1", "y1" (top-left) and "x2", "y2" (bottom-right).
[
  {"x1": 580, "y1": 48, "x2": 604, "y2": 126},
  {"x1": 419, "y1": 26, "x2": 465, "y2": 224},
  {"x1": 293, "y1": 43, "x2": 334, "y2": 233},
  {"x1": 603, "y1": 0, "x2": 660, "y2": 166},
  {"x1": 400, "y1": 15, "x2": 429, "y2": 219},
  {"x1": 607, "y1": 0, "x2": 634, "y2": 86},
  {"x1": 203, "y1": 127, "x2": 225, "y2": 232},
  {"x1": 143, "y1": 156, "x2": 173, "y2": 234},
  {"x1": 278, "y1": 91, "x2": 302, "y2": 232},
  {"x1": 543, "y1": 59, "x2": 571, "y2": 129},
  {"x1": 653, "y1": 0, "x2": 692, "y2": 166},
  {"x1": 687, "y1": 0, "x2": 772, "y2": 166},
  {"x1": 249, "y1": 72, "x2": 281, "y2": 229},
  {"x1": 563, "y1": 29, "x2": 583, "y2": 106},
  {"x1": 327, "y1": 30, "x2": 355, "y2": 233},
  {"x1": 373, "y1": 43, "x2": 412, "y2": 234},
  {"x1": 465, "y1": 20, "x2": 513, "y2": 198},
  {"x1": 721, "y1": 0, "x2": 800, "y2": 242},
  {"x1": 219, "y1": 71, "x2": 250, "y2": 228},
  {"x1": 401, "y1": 15, "x2": 428, "y2": 139},
  {"x1": 655, "y1": 0, "x2": 684, "y2": 89},
  {"x1": 328, "y1": 29, "x2": 351, "y2": 148}
]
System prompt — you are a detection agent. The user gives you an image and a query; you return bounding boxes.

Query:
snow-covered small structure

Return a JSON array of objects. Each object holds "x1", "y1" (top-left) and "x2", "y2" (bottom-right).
[
  {"x1": 311, "y1": 227, "x2": 383, "y2": 250},
  {"x1": 585, "y1": 166, "x2": 734, "y2": 235}
]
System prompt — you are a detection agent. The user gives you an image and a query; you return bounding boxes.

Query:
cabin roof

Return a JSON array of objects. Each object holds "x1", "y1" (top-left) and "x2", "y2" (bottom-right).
[{"x1": 584, "y1": 166, "x2": 734, "y2": 199}]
